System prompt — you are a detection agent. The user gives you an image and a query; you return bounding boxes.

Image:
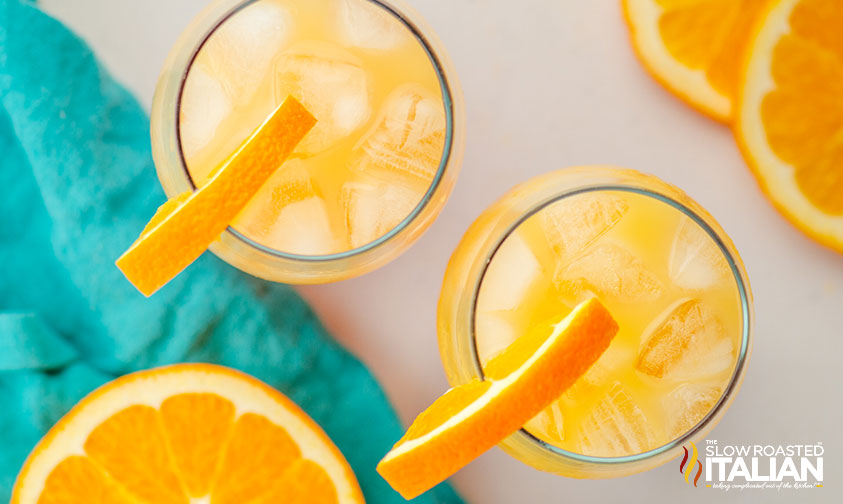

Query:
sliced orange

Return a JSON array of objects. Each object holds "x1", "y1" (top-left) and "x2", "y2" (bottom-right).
[
  {"x1": 12, "y1": 364, "x2": 364, "y2": 504},
  {"x1": 623, "y1": 0, "x2": 769, "y2": 121},
  {"x1": 117, "y1": 96, "x2": 316, "y2": 296},
  {"x1": 377, "y1": 298, "x2": 618, "y2": 499},
  {"x1": 735, "y1": 0, "x2": 843, "y2": 252}
]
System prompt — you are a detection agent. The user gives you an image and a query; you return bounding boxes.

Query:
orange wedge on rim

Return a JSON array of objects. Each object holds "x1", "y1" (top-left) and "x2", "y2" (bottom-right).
[
  {"x1": 377, "y1": 298, "x2": 618, "y2": 499},
  {"x1": 12, "y1": 364, "x2": 364, "y2": 504},
  {"x1": 623, "y1": 0, "x2": 769, "y2": 121},
  {"x1": 117, "y1": 96, "x2": 316, "y2": 296},
  {"x1": 735, "y1": 0, "x2": 843, "y2": 252}
]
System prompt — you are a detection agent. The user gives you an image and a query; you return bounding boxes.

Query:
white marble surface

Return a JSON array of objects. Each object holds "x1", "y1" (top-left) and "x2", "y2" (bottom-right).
[{"x1": 41, "y1": 1, "x2": 841, "y2": 502}]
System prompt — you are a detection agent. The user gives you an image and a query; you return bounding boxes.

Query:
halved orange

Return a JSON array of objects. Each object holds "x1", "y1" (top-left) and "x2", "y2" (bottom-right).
[
  {"x1": 377, "y1": 298, "x2": 618, "y2": 499},
  {"x1": 735, "y1": 0, "x2": 843, "y2": 252},
  {"x1": 12, "y1": 364, "x2": 364, "y2": 504},
  {"x1": 117, "y1": 96, "x2": 316, "y2": 296},
  {"x1": 623, "y1": 0, "x2": 769, "y2": 121}
]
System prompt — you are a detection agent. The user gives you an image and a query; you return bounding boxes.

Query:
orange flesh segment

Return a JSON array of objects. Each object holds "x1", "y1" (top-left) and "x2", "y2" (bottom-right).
[
  {"x1": 84, "y1": 405, "x2": 188, "y2": 504},
  {"x1": 656, "y1": 0, "x2": 767, "y2": 100},
  {"x1": 160, "y1": 393, "x2": 235, "y2": 497},
  {"x1": 253, "y1": 459, "x2": 339, "y2": 504},
  {"x1": 38, "y1": 456, "x2": 138, "y2": 504},
  {"x1": 402, "y1": 381, "x2": 492, "y2": 441},
  {"x1": 116, "y1": 96, "x2": 316, "y2": 296},
  {"x1": 211, "y1": 413, "x2": 301, "y2": 504},
  {"x1": 377, "y1": 298, "x2": 619, "y2": 499},
  {"x1": 761, "y1": 0, "x2": 843, "y2": 214}
]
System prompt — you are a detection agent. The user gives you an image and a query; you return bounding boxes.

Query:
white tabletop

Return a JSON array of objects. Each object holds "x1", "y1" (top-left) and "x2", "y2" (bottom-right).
[{"x1": 41, "y1": 1, "x2": 841, "y2": 502}]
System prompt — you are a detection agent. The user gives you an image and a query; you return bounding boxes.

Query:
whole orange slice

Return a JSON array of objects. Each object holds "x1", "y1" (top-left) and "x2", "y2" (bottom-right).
[
  {"x1": 377, "y1": 298, "x2": 618, "y2": 499},
  {"x1": 12, "y1": 364, "x2": 364, "y2": 504},
  {"x1": 117, "y1": 96, "x2": 316, "y2": 296},
  {"x1": 623, "y1": 0, "x2": 769, "y2": 121},
  {"x1": 735, "y1": 0, "x2": 843, "y2": 252}
]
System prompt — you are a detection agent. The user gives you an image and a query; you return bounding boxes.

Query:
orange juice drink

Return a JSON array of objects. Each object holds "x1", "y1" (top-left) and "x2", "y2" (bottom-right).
[
  {"x1": 438, "y1": 166, "x2": 752, "y2": 477},
  {"x1": 151, "y1": 0, "x2": 464, "y2": 283}
]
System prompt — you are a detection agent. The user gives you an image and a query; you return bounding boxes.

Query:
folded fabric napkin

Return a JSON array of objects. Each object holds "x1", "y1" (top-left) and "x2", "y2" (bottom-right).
[{"x1": 0, "y1": 1, "x2": 461, "y2": 502}]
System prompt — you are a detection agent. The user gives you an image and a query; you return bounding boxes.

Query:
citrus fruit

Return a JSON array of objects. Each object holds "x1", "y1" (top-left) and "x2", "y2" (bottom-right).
[
  {"x1": 735, "y1": 0, "x2": 843, "y2": 252},
  {"x1": 377, "y1": 298, "x2": 618, "y2": 499},
  {"x1": 12, "y1": 364, "x2": 364, "y2": 504},
  {"x1": 623, "y1": 0, "x2": 769, "y2": 121},
  {"x1": 117, "y1": 96, "x2": 316, "y2": 296}
]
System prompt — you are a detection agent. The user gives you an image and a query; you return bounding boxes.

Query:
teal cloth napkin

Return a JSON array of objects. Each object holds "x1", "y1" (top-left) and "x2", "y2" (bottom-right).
[{"x1": 0, "y1": 1, "x2": 461, "y2": 502}]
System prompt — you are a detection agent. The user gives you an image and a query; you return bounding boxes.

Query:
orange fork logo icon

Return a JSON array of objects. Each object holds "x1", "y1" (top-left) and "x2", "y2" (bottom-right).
[{"x1": 680, "y1": 441, "x2": 703, "y2": 486}]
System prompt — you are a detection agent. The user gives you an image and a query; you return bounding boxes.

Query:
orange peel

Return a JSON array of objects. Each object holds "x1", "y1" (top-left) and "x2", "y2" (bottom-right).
[
  {"x1": 377, "y1": 298, "x2": 619, "y2": 499},
  {"x1": 117, "y1": 96, "x2": 316, "y2": 295}
]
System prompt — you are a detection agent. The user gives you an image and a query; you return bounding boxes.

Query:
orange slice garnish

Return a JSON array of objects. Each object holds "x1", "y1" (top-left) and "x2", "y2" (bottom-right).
[
  {"x1": 623, "y1": 0, "x2": 769, "y2": 121},
  {"x1": 11, "y1": 364, "x2": 364, "y2": 504},
  {"x1": 117, "y1": 96, "x2": 316, "y2": 295},
  {"x1": 735, "y1": 0, "x2": 843, "y2": 252},
  {"x1": 377, "y1": 298, "x2": 618, "y2": 499}
]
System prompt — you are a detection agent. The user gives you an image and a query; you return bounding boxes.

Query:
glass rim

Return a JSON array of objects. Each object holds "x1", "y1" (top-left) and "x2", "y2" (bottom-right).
[
  {"x1": 172, "y1": 0, "x2": 458, "y2": 263},
  {"x1": 467, "y1": 184, "x2": 753, "y2": 465}
]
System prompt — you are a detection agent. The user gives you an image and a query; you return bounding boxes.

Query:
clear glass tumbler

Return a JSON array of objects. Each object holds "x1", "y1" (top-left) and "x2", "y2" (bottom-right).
[
  {"x1": 438, "y1": 166, "x2": 753, "y2": 478},
  {"x1": 150, "y1": 0, "x2": 465, "y2": 283}
]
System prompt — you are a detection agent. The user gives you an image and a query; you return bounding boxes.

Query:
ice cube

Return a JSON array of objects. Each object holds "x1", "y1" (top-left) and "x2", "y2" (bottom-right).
[
  {"x1": 350, "y1": 83, "x2": 445, "y2": 186},
  {"x1": 474, "y1": 312, "x2": 519, "y2": 365},
  {"x1": 669, "y1": 217, "x2": 731, "y2": 290},
  {"x1": 530, "y1": 349, "x2": 635, "y2": 451},
  {"x1": 525, "y1": 400, "x2": 566, "y2": 445},
  {"x1": 577, "y1": 383, "x2": 655, "y2": 456},
  {"x1": 233, "y1": 162, "x2": 341, "y2": 255},
  {"x1": 663, "y1": 383, "x2": 722, "y2": 438},
  {"x1": 554, "y1": 243, "x2": 662, "y2": 303},
  {"x1": 540, "y1": 193, "x2": 628, "y2": 260},
  {"x1": 200, "y1": 1, "x2": 291, "y2": 101},
  {"x1": 635, "y1": 299, "x2": 735, "y2": 379},
  {"x1": 180, "y1": 66, "x2": 232, "y2": 159},
  {"x1": 673, "y1": 335, "x2": 736, "y2": 380},
  {"x1": 261, "y1": 197, "x2": 340, "y2": 255},
  {"x1": 274, "y1": 41, "x2": 371, "y2": 156},
  {"x1": 234, "y1": 159, "x2": 314, "y2": 232},
  {"x1": 338, "y1": 0, "x2": 412, "y2": 50},
  {"x1": 476, "y1": 233, "x2": 543, "y2": 313},
  {"x1": 565, "y1": 345, "x2": 629, "y2": 400},
  {"x1": 342, "y1": 179, "x2": 424, "y2": 248}
]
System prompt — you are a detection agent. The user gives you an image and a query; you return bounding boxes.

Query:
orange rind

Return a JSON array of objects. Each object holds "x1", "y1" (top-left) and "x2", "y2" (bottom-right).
[
  {"x1": 377, "y1": 298, "x2": 619, "y2": 499},
  {"x1": 117, "y1": 96, "x2": 316, "y2": 295}
]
